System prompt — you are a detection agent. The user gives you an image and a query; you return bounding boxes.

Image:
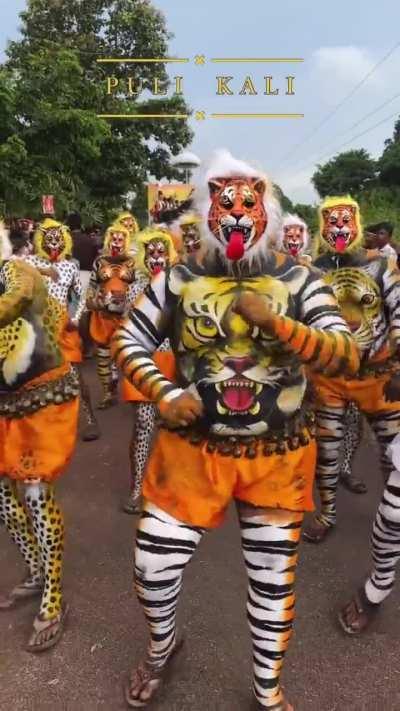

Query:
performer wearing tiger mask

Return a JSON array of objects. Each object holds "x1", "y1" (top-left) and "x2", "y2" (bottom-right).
[
  {"x1": 0, "y1": 227, "x2": 79, "y2": 650},
  {"x1": 27, "y1": 219, "x2": 100, "y2": 441},
  {"x1": 87, "y1": 222, "x2": 136, "y2": 409},
  {"x1": 112, "y1": 150, "x2": 358, "y2": 710},
  {"x1": 277, "y1": 213, "x2": 312, "y2": 264},
  {"x1": 303, "y1": 195, "x2": 400, "y2": 635},
  {"x1": 121, "y1": 227, "x2": 177, "y2": 515}
]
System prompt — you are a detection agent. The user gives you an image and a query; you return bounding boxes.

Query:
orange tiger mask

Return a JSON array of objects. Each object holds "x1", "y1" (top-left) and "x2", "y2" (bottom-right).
[{"x1": 208, "y1": 177, "x2": 267, "y2": 261}]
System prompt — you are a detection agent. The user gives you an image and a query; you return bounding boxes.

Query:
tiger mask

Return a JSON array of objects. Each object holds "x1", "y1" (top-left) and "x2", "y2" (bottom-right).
[
  {"x1": 207, "y1": 177, "x2": 268, "y2": 261},
  {"x1": 169, "y1": 264, "x2": 309, "y2": 435},
  {"x1": 319, "y1": 196, "x2": 362, "y2": 254},
  {"x1": 33, "y1": 219, "x2": 72, "y2": 262}
]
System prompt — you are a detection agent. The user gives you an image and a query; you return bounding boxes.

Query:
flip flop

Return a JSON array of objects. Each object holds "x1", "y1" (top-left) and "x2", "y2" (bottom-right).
[
  {"x1": 125, "y1": 636, "x2": 185, "y2": 708},
  {"x1": 0, "y1": 577, "x2": 44, "y2": 610},
  {"x1": 26, "y1": 602, "x2": 70, "y2": 653},
  {"x1": 338, "y1": 587, "x2": 380, "y2": 636}
]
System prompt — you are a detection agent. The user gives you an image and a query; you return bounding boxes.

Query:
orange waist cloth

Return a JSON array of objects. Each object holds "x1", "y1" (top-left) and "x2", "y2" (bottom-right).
[
  {"x1": 311, "y1": 370, "x2": 400, "y2": 413},
  {"x1": 0, "y1": 397, "x2": 79, "y2": 482},
  {"x1": 89, "y1": 312, "x2": 122, "y2": 346},
  {"x1": 122, "y1": 352, "x2": 176, "y2": 403},
  {"x1": 59, "y1": 327, "x2": 83, "y2": 364},
  {"x1": 143, "y1": 429, "x2": 316, "y2": 528}
]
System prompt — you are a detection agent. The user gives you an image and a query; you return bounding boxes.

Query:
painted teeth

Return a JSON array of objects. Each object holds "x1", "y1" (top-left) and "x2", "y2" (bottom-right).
[
  {"x1": 216, "y1": 383, "x2": 222, "y2": 394},
  {"x1": 255, "y1": 384, "x2": 262, "y2": 395},
  {"x1": 249, "y1": 401, "x2": 261, "y2": 415},
  {"x1": 217, "y1": 400, "x2": 228, "y2": 415}
]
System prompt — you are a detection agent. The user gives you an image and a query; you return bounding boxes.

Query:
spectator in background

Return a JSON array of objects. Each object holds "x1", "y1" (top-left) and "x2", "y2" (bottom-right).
[
  {"x1": 365, "y1": 222, "x2": 398, "y2": 261},
  {"x1": 66, "y1": 212, "x2": 99, "y2": 358}
]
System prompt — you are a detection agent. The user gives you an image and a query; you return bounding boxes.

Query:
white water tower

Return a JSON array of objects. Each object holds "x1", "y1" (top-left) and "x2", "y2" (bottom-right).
[{"x1": 170, "y1": 151, "x2": 201, "y2": 184}]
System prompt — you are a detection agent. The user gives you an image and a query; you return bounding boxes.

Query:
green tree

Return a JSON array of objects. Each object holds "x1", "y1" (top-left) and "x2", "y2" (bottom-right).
[
  {"x1": 1, "y1": 0, "x2": 192, "y2": 223},
  {"x1": 273, "y1": 184, "x2": 293, "y2": 213},
  {"x1": 312, "y1": 149, "x2": 377, "y2": 199},
  {"x1": 359, "y1": 186, "x2": 400, "y2": 239},
  {"x1": 379, "y1": 116, "x2": 400, "y2": 187}
]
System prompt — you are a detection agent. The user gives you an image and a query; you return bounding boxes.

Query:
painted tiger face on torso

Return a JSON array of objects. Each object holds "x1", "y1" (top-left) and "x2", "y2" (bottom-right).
[
  {"x1": 0, "y1": 260, "x2": 63, "y2": 391},
  {"x1": 208, "y1": 177, "x2": 267, "y2": 260},
  {"x1": 97, "y1": 256, "x2": 136, "y2": 314},
  {"x1": 324, "y1": 269, "x2": 382, "y2": 356},
  {"x1": 169, "y1": 264, "x2": 309, "y2": 435}
]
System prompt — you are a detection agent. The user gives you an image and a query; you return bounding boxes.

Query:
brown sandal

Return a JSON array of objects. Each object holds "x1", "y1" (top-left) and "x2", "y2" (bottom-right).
[
  {"x1": 125, "y1": 636, "x2": 185, "y2": 708},
  {"x1": 338, "y1": 587, "x2": 380, "y2": 635},
  {"x1": 0, "y1": 575, "x2": 44, "y2": 610},
  {"x1": 26, "y1": 602, "x2": 70, "y2": 652},
  {"x1": 302, "y1": 517, "x2": 333, "y2": 544}
]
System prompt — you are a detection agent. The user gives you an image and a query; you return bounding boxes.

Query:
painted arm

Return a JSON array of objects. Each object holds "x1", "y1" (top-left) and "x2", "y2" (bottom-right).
[
  {"x1": 0, "y1": 261, "x2": 34, "y2": 327},
  {"x1": 70, "y1": 263, "x2": 86, "y2": 324},
  {"x1": 381, "y1": 259, "x2": 400, "y2": 347},
  {"x1": 86, "y1": 263, "x2": 100, "y2": 311},
  {"x1": 236, "y1": 273, "x2": 359, "y2": 376},
  {"x1": 112, "y1": 271, "x2": 184, "y2": 405}
]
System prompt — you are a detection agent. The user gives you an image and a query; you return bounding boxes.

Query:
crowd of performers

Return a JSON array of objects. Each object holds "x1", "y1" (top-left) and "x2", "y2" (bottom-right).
[{"x1": 1, "y1": 149, "x2": 400, "y2": 709}]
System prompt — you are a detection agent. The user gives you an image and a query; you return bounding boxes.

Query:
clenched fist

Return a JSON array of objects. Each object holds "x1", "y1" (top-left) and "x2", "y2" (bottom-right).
[
  {"x1": 158, "y1": 391, "x2": 203, "y2": 428},
  {"x1": 233, "y1": 292, "x2": 273, "y2": 328}
]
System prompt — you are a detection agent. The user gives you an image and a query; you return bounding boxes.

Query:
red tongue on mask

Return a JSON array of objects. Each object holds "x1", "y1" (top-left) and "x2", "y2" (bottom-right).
[
  {"x1": 50, "y1": 249, "x2": 59, "y2": 262},
  {"x1": 226, "y1": 230, "x2": 245, "y2": 261},
  {"x1": 152, "y1": 265, "x2": 162, "y2": 275},
  {"x1": 223, "y1": 386, "x2": 254, "y2": 412},
  {"x1": 335, "y1": 236, "x2": 347, "y2": 253},
  {"x1": 289, "y1": 246, "x2": 298, "y2": 257}
]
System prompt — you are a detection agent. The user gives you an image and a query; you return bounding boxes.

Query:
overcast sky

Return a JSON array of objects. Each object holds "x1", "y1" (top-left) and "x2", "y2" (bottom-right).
[{"x1": 2, "y1": 0, "x2": 400, "y2": 204}]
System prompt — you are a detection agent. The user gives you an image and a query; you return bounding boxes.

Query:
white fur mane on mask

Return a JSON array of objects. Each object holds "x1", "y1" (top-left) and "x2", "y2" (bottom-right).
[
  {"x1": 194, "y1": 149, "x2": 282, "y2": 269},
  {"x1": 276, "y1": 213, "x2": 310, "y2": 253},
  {"x1": 0, "y1": 223, "x2": 12, "y2": 261}
]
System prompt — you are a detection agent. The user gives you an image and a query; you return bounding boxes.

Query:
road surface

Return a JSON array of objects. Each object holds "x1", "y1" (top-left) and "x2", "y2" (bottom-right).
[{"x1": 1, "y1": 364, "x2": 399, "y2": 710}]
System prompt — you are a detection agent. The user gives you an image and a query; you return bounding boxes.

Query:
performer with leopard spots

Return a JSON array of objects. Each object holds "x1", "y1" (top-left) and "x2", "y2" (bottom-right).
[
  {"x1": 0, "y1": 225, "x2": 79, "y2": 651},
  {"x1": 26, "y1": 218, "x2": 100, "y2": 441}
]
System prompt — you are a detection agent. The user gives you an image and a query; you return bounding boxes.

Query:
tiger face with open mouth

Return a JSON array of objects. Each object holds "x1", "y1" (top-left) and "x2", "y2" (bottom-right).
[
  {"x1": 207, "y1": 177, "x2": 268, "y2": 261},
  {"x1": 169, "y1": 265, "x2": 308, "y2": 435},
  {"x1": 320, "y1": 200, "x2": 360, "y2": 254}
]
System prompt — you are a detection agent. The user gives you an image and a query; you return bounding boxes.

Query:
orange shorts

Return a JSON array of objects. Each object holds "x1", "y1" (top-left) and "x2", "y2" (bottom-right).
[
  {"x1": 122, "y1": 352, "x2": 176, "y2": 403},
  {"x1": 90, "y1": 312, "x2": 122, "y2": 346},
  {"x1": 143, "y1": 429, "x2": 317, "y2": 528},
  {"x1": 311, "y1": 371, "x2": 400, "y2": 413},
  {"x1": 59, "y1": 328, "x2": 83, "y2": 364},
  {"x1": 0, "y1": 368, "x2": 79, "y2": 482}
]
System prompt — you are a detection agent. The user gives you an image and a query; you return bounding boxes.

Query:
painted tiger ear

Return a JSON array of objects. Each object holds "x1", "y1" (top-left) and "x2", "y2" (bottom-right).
[
  {"x1": 321, "y1": 209, "x2": 331, "y2": 219},
  {"x1": 169, "y1": 264, "x2": 196, "y2": 295},
  {"x1": 251, "y1": 178, "x2": 266, "y2": 196},
  {"x1": 208, "y1": 179, "x2": 223, "y2": 197},
  {"x1": 281, "y1": 266, "x2": 309, "y2": 295}
]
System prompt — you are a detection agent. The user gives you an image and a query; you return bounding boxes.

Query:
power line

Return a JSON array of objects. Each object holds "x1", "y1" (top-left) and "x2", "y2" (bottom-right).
[
  {"x1": 285, "y1": 93, "x2": 400, "y2": 174},
  {"x1": 277, "y1": 40, "x2": 400, "y2": 167},
  {"x1": 279, "y1": 109, "x2": 399, "y2": 186}
]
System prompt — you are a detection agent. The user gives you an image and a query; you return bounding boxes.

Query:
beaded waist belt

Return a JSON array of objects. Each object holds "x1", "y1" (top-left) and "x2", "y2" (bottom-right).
[
  {"x1": 0, "y1": 368, "x2": 80, "y2": 419},
  {"x1": 160, "y1": 410, "x2": 316, "y2": 459}
]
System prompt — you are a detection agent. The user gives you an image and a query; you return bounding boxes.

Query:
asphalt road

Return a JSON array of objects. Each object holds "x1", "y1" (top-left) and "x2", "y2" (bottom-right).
[{"x1": 1, "y1": 364, "x2": 399, "y2": 711}]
